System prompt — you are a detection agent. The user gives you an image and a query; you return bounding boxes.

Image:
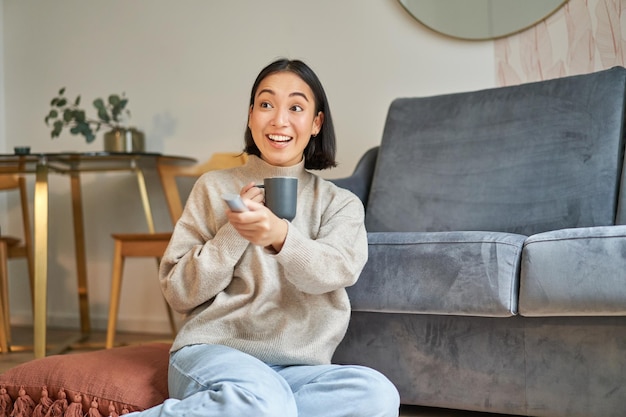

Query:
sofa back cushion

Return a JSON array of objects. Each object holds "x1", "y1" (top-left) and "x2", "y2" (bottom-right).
[{"x1": 366, "y1": 67, "x2": 626, "y2": 235}]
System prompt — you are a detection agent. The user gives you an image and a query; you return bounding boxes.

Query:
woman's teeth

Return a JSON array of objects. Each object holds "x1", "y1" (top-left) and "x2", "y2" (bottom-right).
[{"x1": 268, "y1": 134, "x2": 292, "y2": 142}]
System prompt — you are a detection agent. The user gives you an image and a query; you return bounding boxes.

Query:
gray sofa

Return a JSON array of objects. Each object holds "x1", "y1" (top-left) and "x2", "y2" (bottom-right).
[{"x1": 331, "y1": 66, "x2": 626, "y2": 417}]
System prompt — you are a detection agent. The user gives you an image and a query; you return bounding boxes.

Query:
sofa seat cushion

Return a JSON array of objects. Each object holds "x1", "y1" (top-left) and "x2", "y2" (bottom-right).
[
  {"x1": 348, "y1": 231, "x2": 526, "y2": 317},
  {"x1": 520, "y1": 225, "x2": 626, "y2": 316},
  {"x1": 0, "y1": 343, "x2": 170, "y2": 417}
]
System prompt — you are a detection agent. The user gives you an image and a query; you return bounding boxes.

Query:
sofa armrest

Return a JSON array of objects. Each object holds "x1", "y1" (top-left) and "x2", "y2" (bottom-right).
[
  {"x1": 348, "y1": 231, "x2": 526, "y2": 317},
  {"x1": 520, "y1": 225, "x2": 626, "y2": 316},
  {"x1": 330, "y1": 146, "x2": 378, "y2": 207}
]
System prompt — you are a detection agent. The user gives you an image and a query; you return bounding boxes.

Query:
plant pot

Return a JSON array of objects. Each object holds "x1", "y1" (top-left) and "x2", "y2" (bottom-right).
[{"x1": 104, "y1": 128, "x2": 145, "y2": 153}]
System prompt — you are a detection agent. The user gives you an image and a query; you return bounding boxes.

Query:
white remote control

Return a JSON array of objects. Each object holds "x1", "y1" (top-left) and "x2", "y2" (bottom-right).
[{"x1": 222, "y1": 193, "x2": 249, "y2": 212}]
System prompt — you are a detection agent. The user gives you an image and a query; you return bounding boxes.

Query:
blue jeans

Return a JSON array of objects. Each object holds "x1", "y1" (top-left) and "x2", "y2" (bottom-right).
[{"x1": 132, "y1": 344, "x2": 400, "y2": 417}]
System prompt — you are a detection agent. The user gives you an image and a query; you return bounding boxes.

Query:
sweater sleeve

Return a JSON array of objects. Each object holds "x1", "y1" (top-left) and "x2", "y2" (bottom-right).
[
  {"x1": 159, "y1": 178, "x2": 250, "y2": 314},
  {"x1": 273, "y1": 187, "x2": 368, "y2": 295}
]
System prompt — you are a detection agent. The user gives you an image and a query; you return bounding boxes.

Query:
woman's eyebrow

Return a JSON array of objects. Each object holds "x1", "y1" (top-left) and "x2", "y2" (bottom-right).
[
  {"x1": 289, "y1": 92, "x2": 309, "y2": 102},
  {"x1": 256, "y1": 89, "x2": 309, "y2": 102},
  {"x1": 257, "y1": 88, "x2": 275, "y2": 97}
]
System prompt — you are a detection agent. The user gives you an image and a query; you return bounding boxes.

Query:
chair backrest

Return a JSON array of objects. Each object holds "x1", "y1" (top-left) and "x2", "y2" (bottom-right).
[
  {"x1": 0, "y1": 174, "x2": 32, "y2": 249},
  {"x1": 157, "y1": 152, "x2": 248, "y2": 226},
  {"x1": 0, "y1": 173, "x2": 34, "y2": 289}
]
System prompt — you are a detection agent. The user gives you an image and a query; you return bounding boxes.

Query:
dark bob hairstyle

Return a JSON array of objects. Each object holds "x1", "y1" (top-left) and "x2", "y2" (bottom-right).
[{"x1": 244, "y1": 59, "x2": 337, "y2": 170}]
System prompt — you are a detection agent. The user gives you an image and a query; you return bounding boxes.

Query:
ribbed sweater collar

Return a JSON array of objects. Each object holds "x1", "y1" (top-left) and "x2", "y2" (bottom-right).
[{"x1": 246, "y1": 154, "x2": 309, "y2": 183}]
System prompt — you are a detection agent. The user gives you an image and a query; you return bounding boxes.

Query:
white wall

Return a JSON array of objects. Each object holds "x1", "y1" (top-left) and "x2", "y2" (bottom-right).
[
  {"x1": 0, "y1": 2, "x2": 7, "y2": 233},
  {"x1": 1, "y1": 0, "x2": 495, "y2": 333}
]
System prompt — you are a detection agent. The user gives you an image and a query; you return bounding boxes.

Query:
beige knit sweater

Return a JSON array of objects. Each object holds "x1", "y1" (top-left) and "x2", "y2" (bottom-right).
[{"x1": 159, "y1": 155, "x2": 368, "y2": 365}]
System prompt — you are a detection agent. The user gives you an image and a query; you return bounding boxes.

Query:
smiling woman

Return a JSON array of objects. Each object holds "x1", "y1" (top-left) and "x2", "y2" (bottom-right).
[
  {"x1": 247, "y1": 72, "x2": 323, "y2": 168},
  {"x1": 124, "y1": 58, "x2": 400, "y2": 417},
  {"x1": 244, "y1": 59, "x2": 336, "y2": 171},
  {"x1": 399, "y1": 0, "x2": 569, "y2": 40}
]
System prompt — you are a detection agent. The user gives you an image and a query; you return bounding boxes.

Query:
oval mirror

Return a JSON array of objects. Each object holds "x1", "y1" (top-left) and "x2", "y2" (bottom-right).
[{"x1": 399, "y1": 0, "x2": 569, "y2": 40}]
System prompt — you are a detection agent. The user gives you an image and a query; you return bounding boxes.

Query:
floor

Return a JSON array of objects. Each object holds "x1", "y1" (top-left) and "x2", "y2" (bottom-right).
[{"x1": 0, "y1": 326, "x2": 520, "y2": 417}]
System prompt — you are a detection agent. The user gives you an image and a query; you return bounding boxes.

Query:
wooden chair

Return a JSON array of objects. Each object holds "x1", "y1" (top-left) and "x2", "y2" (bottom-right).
[
  {"x1": 105, "y1": 152, "x2": 248, "y2": 348},
  {"x1": 0, "y1": 173, "x2": 35, "y2": 354}
]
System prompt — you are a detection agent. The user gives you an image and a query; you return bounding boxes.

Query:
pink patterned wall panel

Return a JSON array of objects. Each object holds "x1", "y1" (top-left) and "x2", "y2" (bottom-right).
[{"x1": 495, "y1": 0, "x2": 625, "y2": 86}]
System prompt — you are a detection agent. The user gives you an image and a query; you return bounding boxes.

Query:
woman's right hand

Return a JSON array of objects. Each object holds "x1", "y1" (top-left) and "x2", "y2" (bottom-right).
[{"x1": 226, "y1": 198, "x2": 288, "y2": 252}]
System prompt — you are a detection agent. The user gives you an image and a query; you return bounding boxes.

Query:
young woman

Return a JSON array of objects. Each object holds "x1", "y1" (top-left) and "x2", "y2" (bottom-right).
[{"x1": 135, "y1": 59, "x2": 400, "y2": 417}]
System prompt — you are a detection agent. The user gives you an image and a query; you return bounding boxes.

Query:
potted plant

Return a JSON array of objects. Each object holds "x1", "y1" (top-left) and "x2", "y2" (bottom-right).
[{"x1": 44, "y1": 87, "x2": 145, "y2": 152}]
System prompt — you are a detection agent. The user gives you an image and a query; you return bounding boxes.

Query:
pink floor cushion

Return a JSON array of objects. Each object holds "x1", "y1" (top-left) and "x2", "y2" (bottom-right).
[{"x1": 0, "y1": 343, "x2": 171, "y2": 417}]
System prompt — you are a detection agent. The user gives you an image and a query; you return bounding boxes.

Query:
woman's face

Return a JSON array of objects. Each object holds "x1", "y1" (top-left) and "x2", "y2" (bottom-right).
[{"x1": 248, "y1": 71, "x2": 323, "y2": 167}]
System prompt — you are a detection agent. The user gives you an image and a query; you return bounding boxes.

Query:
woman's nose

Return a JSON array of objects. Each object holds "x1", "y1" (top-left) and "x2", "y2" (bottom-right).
[{"x1": 271, "y1": 108, "x2": 289, "y2": 126}]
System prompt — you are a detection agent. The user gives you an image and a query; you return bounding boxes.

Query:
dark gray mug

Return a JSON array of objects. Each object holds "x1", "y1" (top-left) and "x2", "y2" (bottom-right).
[{"x1": 263, "y1": 176, "x2": 298, "y2": 221}]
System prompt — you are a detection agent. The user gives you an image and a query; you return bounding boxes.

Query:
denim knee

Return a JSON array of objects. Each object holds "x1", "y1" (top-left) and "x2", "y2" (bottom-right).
[
  {"x1": 166, "y1": 344, "x2": 298, "y2": 417},
  {"x1": 340, "y1": 366, "x2": 400, "y2": 417},
  {"x1": 280, "y1": 363, "x2": 400, "y2": 417}
]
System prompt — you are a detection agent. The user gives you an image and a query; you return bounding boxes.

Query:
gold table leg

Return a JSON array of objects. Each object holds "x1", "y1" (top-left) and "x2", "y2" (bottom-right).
[
  {"x1": 33, "y1": 162, "x2": 49, "y2": 358},
  {"x1": 0, "y1": 241, "x2": 10, "y2": 353},
  {"x1": 135, "y1": 166, "x2": 155, "y2": 234}
]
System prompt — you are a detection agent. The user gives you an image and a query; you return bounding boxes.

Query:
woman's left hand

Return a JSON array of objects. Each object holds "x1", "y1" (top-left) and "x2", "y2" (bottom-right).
[{"x1": 240, "y1": 182, "x2": 265, "y2": 204}]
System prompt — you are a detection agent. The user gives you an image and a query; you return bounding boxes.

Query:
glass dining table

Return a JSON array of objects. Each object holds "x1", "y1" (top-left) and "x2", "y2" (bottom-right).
[{"x1": 0, "y1": 152, "x2": 196, "y2": 358}]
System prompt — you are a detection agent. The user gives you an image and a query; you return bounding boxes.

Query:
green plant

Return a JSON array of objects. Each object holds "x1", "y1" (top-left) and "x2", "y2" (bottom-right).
[{"x1": 44, "y1": 87, "x2": 131, "y2": 143}]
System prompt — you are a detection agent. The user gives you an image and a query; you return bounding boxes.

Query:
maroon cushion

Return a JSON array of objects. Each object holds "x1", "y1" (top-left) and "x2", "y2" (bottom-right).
[{"x1": 0, "y1": 343, "x2": 170, "y2": 417}]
